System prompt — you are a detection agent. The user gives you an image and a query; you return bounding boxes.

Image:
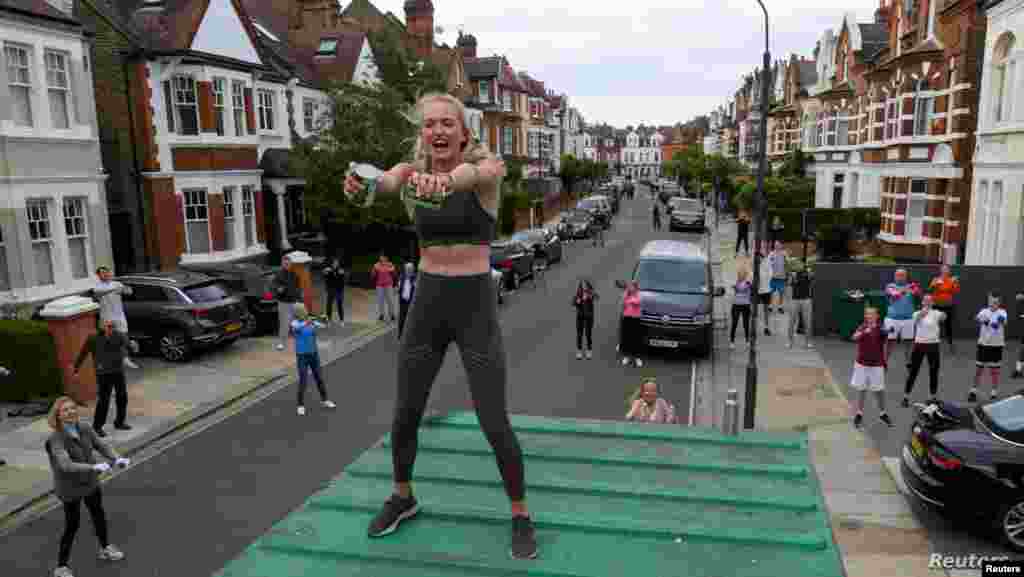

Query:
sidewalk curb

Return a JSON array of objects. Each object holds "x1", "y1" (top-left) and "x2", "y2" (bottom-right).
[{"x1": 0, "y1": 321, "x2": 394, "y2": 529}]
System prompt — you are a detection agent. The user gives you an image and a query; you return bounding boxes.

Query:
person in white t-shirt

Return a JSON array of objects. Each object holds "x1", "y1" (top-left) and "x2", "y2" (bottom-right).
[
  {"x1": 969, "y1": 293, "x2": 1008, "y2": 403},
  {"x1": 902, "y1": 294, "x2": 945, "y2": 408},
  {"x1": 91, "y1": 266, "x2": 138, "y2": 370},
  {"x1": 755, "y1": 243, "x2": 773, "y2": 335}
]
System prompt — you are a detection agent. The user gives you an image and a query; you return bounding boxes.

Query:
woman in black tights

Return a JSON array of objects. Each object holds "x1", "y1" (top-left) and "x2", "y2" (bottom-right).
[{"x1": 344, "y1": 93, "x2": 536, "y2": 559}]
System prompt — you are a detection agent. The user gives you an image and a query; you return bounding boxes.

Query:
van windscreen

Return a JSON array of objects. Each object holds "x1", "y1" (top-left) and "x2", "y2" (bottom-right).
[{"x1": 635, "y1": 260, "x2": 707, "y2": 293}]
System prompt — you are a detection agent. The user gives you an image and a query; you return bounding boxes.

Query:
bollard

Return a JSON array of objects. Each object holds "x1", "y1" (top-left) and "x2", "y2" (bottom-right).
[{"x1": 723, "y1": 389, "x2": 740, "y2": 436}]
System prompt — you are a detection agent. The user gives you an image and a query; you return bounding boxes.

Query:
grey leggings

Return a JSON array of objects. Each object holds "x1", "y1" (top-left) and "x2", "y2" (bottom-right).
[{"x1": 393, "y1": 271, "x2": 526, "y2": 501}]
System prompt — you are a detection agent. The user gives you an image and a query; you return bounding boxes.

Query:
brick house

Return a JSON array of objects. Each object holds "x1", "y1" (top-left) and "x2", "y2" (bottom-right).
[
  {"x1": 0, "y1": 0, "x2": 113, "y2": 306},
  {"x1": 850, "y1": 0, "x2": 982, "y2": 263},
  {"x1": 463, "y1": 55, "x2": 526, "y2": 160},
  {"x1": 76, "y1": 0, "x2": 333, "y2": 272},
  {"x1": 805, "y1": 11, "x2": 888, "y2": 211},
  {"x1": 767, "y1": 55, "x2": 817, "y2": 169}
]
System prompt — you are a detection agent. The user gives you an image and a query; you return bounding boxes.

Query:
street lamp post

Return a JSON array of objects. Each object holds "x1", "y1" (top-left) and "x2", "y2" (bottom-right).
[{"x1": 745, "y1": 0, "x2": 771, "y2": 430}]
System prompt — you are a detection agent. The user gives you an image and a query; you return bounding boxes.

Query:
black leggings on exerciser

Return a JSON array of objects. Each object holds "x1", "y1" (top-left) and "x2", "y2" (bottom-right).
[
  {"x1": 59, "y1": 489, "x2": 108, "y2": 567},
  {"x1": 576, "y1": 315, "x2": 594, "y2": 350},
  {"x1": 394, "y1": 271, "x2": 525, "y2": 501},
  {"x1": 905, "y1": 343, "x2": 941, "y2": 397}
]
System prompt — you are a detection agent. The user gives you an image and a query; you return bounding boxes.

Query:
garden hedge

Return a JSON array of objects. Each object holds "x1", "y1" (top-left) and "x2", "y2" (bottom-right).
[
  {"x1": 765, "y1": 208, "x2": 881, "y2": 242},
  {"x1": 0, "y1": 319, "x2": 64, "y2": 402}
]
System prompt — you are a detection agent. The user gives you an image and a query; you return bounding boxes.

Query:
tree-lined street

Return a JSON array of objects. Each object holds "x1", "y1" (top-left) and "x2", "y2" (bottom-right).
[{"x1": 0, "y1": 187, "x2": 707, "y2": 576}]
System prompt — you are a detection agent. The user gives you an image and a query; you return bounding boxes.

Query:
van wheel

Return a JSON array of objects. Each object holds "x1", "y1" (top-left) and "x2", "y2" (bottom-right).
[{"x1": 998, "y1": 499, "x2": 1024, "y2": 552}]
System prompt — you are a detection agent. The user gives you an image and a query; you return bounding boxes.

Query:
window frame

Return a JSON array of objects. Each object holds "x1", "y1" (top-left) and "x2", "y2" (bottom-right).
[
  {"x1": 993, "y1": 34, "x2": 1016, "y2": 124},
  {"x1": 44, "y1": 49, "x2": 71, "y2": 130},
  {"x1": 212, "y1": 77, "x2": 226, "y2": 136},
  {"x1": 231, "y1": 79, "x2": 246, "y2": 136},
  {"x1": 222, "y1": 186, "x2": 236, "y2": 251},
  {"x1": 26, "y1": 199, "x2": 55, "y2": 285},
  {"x1": 317, "y1": 38, "x2": 338, "y2": 56},
  {"x1": 479, "y1": 80, "x2": 490, "y2": 104},
  {"x1": 303, "y1": 97, "x2": 317, "y2": 132},
  {"x1": 62, "y1": 197, "x2": 90, "y2": 279},
  {"x1": 182, "y1": 189, "x2": 211, "y2": 254},
  {"x1": 241, "y1": 185, "x2": 256, "y2": 247},
  {"x1": 0, "y1": 224, "x2": 8, "y2": 292},
  {"x1": 906, "y1": 178, "x2": 928, "y2": 241},
  {"x1": 173, "y1": 74, "x2": 200, "y2": 136},
  {"x1": 257, "y1": 88, "x2": 275, "y2": 131},
  {"x1": 502, "y1": 126, "x2": 513, "y2": 156},
  {"x1": 4, "y1": 42, "x2": 34, "y2": 127},
  {"x1": 913, "y1": 93, "x2": 934, "y2": 136}
]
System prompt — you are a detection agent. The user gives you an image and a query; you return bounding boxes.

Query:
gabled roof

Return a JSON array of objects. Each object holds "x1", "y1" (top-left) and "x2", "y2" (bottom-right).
[{"x1": 0, "y1": 0, "x2": 78, "y2": 23}]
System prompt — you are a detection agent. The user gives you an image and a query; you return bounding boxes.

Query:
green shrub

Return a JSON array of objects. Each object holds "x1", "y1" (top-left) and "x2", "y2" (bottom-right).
[
  {"x1": 765, "y1": 208, "x2": 882, "y2": 242},
  {"x1": 0, "y1": 319, "x2": 63, "y2": 402}
]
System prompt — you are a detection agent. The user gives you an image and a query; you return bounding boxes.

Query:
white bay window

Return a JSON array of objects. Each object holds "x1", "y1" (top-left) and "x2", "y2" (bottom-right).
[
  {"x1": 45, "y1": 50, "x2": 71, "y2": 129},
  {"x1": 62, "y1": 197, "x2": 90, "y2": 279},
  {"x1": 27, "y1": 200, "x2": 54, "y2": 285},
  {"x1": 4, "y1": 43, "x2": 33, "y2": 126},
  {"x1": 183, "y1": 189, "x2": 210, "y2": 254}
]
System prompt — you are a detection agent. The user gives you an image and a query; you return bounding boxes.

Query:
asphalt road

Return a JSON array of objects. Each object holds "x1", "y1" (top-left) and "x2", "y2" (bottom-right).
[
  {"x1": 1, "y1": 185, "x2": 704, "y2": 576},
  {"x1": 818, "y1": 336, "x2": 1024, "y2": 561}
]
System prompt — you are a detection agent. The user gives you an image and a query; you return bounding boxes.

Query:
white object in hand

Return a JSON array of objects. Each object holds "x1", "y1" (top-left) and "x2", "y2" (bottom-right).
[
  {"x1": 0, "y1": 366, "x2": 9, "y2": 377},
  {"x1": 115, "y1": 457, "x2": 130, "y2": 468},
  {"x1": 93, "y1": 463, "x2": 111, "y2": 473}
]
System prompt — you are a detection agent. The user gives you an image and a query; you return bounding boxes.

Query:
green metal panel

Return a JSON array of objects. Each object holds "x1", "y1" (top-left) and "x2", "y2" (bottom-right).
[{"x1": 216, "y1": 412, "x2": 844, "y2": 577}]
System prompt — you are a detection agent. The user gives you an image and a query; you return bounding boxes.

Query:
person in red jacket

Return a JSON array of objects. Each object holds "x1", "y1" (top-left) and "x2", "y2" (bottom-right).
[{"x1": 850, "y1": 307, "x2": 894, "y2": 429}]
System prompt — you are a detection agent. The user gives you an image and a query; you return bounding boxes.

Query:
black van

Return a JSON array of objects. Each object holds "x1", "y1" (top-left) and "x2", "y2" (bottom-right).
[{"x1": 615, "y1": 240, "x2": 724, "y2": 357}]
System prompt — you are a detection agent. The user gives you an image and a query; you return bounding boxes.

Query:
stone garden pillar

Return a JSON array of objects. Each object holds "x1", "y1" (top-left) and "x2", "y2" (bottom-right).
[
  {"x1": 40, "y1": 296, "x2": 99, "y2": 404},
  {"x1": 287, "y1": 250, "x2": 319, "y2": 315}
]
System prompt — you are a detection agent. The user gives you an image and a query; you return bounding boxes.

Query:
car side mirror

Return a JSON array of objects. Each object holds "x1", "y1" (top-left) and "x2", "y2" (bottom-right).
[
  {"x1": 615, "y1": 280, "x2": 626, "y2": 290},
  {"x1": 714, "y1": 287, "x2": 726, "y2": 297}
]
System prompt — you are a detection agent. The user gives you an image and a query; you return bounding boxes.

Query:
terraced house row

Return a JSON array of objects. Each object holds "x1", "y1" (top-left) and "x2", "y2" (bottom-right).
[
  {"x1": 706, "y1": 0, "x2": 1024, "y2": 266},
  {"x1": 0, "y1": 0, "x2": 587, "y2": 309}
]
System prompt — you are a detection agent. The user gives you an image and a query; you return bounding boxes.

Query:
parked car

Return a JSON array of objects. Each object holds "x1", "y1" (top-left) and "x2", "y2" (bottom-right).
[
  {"x1": 507, "y1": 228, "x2": 563, "y2": 268},
  {"x1": 560, "y1": 209, "x2": 598, "y2": 240},
  {"x1": 490, "y1": 239, "x2": 535, "y2": 290},
  {"x1": 667, "y1": 197, "x2": 707, "y2": 233},
  {"x1": 577, "y1": 196, "x2": 612, "y2": 229},
  {"x1": 115, "y1": 271, "x2": 250, "y2": 362},
  {"x1": 615, "y1": 240, "x2": 724, "y2": 358},
  {"x1": 900, "y1": 395, "x2": 1024, "y2": 551},
  {"x1": 178, "y1": 262, "x2": 279, "y2": 334}
]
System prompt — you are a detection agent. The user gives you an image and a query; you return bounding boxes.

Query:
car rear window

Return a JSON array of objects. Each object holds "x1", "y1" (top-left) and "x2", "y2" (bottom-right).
[
  {"x1": 184, "y1": 282, "x2": 231, "y2": 303},
  {"x1": 672, "y1": 199, "x2": 701, "y2": 212},
  {"x1": 980, "y1": 395, "x2": 1024, "y2": 439}
]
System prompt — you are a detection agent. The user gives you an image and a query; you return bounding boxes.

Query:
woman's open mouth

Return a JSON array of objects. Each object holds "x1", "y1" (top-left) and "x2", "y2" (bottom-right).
[{"x1": 432, "y1": 136, "x2": 450, "y2": 154}]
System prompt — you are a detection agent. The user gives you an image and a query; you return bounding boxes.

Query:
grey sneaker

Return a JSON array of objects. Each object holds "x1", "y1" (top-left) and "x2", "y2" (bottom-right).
[
  {"x1": 576, "y1": 350, "x2": 583, "y2": 360},
  {"x1": 367, "y1": 494, "x2": 419, "y2": 537},
  {"x1": 634, "y1": 358, "x2": 643, "y2": 368},
  {"x1": 510, "y1": 516, "x2": 538, "y2": 559},
  {"x1": 585, "y1": 350, "x2": 593, "y2": 360},
  {"x1": 53, "y1": 567, "x2": 74, "y2": 577},
  {"x1": 98, "y1": 544, "x2": 124, "y2": 561}
]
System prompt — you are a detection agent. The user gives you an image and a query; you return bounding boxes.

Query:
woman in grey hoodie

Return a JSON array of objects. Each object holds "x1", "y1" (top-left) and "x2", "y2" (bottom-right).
[{"x1": 46, "y1": 396, "x2": 130, "y2": 577}]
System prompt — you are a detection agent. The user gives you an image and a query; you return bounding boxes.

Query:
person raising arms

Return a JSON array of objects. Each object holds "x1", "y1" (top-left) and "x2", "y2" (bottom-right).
[{"x1": 343, "y1": 93, "x2": 535, "y2": 559}]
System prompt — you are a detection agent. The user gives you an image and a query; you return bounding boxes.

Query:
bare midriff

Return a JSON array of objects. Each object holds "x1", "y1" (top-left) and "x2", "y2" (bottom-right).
[{"x1": 419, "y1": 244, "x2": 491, "y2": 276}]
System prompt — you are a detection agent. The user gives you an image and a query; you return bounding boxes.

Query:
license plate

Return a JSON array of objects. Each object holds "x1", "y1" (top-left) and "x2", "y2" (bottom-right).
[
  {"x1": 225, "y1": 322, "x2": 242, "y2": 333},
  {"x1": 910, "y1": 436, "x2": 925, "y2": 460},
  {"x1": 648, "y1": 339, "x2": 679, "y2": 348}
]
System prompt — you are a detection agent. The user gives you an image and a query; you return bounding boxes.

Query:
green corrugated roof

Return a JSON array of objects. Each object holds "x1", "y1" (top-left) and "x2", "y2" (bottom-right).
[{"x1": 217, "y1": 412, "x2": 844, "y2": 577}]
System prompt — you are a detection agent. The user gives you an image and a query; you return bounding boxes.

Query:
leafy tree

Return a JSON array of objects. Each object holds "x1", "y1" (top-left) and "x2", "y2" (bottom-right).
[
  {"x1": 367, "y1": 26, "x2": 447, "y2": 103},
  {"x1": 559, "y1": 154, "x2": 580, "y2": 195},
  {"x1": 778, "y1": 148, "x2": 809, "y2": 178},
  {"x1": 295, "y1": 81, "x2": 418, "y2": 231}
]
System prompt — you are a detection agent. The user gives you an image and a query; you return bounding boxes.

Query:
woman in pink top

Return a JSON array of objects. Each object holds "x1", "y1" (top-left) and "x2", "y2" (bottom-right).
[
  {"x1": 626, "y1": 380, "x2": 677, "y2": 424},
  {"x1": 618, "y1": 280, "x2": 644, "y2": 368},
  {"x1": 372, "y1": 255, "x2": 397, "y2": 322}
]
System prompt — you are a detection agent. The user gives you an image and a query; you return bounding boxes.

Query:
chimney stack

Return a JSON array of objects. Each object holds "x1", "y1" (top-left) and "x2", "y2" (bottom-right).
[
  {"x1": 404, "y1": 0, "x2": 435, "y2": 60},
  {"x1": 457, "y1": 30, "x2": 477, "y2": 59}
]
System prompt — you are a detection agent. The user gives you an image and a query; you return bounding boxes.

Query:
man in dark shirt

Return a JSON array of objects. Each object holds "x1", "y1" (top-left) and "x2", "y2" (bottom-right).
[
  {"x1": 73, "y1": 320, "x2": 138, "y2": 437},
  {"x1": 272, "y1": 255, "x2": 303, "y2": 351},
  {"x1": 787, "y1": 265, "x2": 814, "y2": 349}
]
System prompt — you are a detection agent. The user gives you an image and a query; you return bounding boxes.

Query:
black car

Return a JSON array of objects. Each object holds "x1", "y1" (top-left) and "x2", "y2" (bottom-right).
[
  {"x1": 490, "y1": 239, "x2": 535, "y2": 290},
  {"x1": 561, "y1": 209, "x2": 597, "y2": 240},
  {"x1": 615, "y1": 240, "x2": 725, "y2": 358},
  {"x1": 178, "y1": 262, "x2": 279, "y2": 334},
  {"x1": 901, "y1": 395, "x2": 1024, "y2": 551},
  {"x1": 667, "y1": 197, "x2": 707, "y2": 233},
  {"x1": 507, "y1": 228, "x2": 563, "y2": 268},
  {"x1": 117, "y1": 271, "x2": 250, "y2": 362}
]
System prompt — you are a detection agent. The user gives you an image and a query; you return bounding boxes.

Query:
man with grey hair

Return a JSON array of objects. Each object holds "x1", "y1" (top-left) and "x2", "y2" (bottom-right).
[
  {"x1": 272, "y1": 255, "x2": 303, "y2": 351},
  {"x1": 91, "y1": 266, "x2": 138, "y2": 369}
]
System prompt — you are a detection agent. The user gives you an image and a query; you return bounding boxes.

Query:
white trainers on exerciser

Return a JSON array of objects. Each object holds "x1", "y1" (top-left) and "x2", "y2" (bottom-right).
[
  {"x1": 54, "y1": 567, "x2": 74, "y2": 577},
  {"x1": 297, "y1": 406, "x2": 306, "y2": 416},
  {"x1": 98, "y1": 544, "x2": 124, "y2": 561},
  {"x1": 322, "y1": 400, "x2": 336, "y2": 409}
]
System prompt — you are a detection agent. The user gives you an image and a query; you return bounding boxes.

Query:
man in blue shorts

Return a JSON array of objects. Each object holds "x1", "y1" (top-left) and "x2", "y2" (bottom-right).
[{"x1": 769, "y1": 241, "x2": 788, "y2": 313}]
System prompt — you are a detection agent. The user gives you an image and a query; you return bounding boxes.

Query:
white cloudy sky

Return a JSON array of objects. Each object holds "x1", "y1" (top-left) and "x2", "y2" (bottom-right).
[{"x1": 367, "y1": 0, "x2": 881, "y2": 127}]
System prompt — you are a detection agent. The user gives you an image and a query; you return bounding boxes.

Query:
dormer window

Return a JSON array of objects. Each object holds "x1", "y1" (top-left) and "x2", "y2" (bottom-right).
[{"x1": 317, "y1": 39, "x2": 338, "y2": 57}]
